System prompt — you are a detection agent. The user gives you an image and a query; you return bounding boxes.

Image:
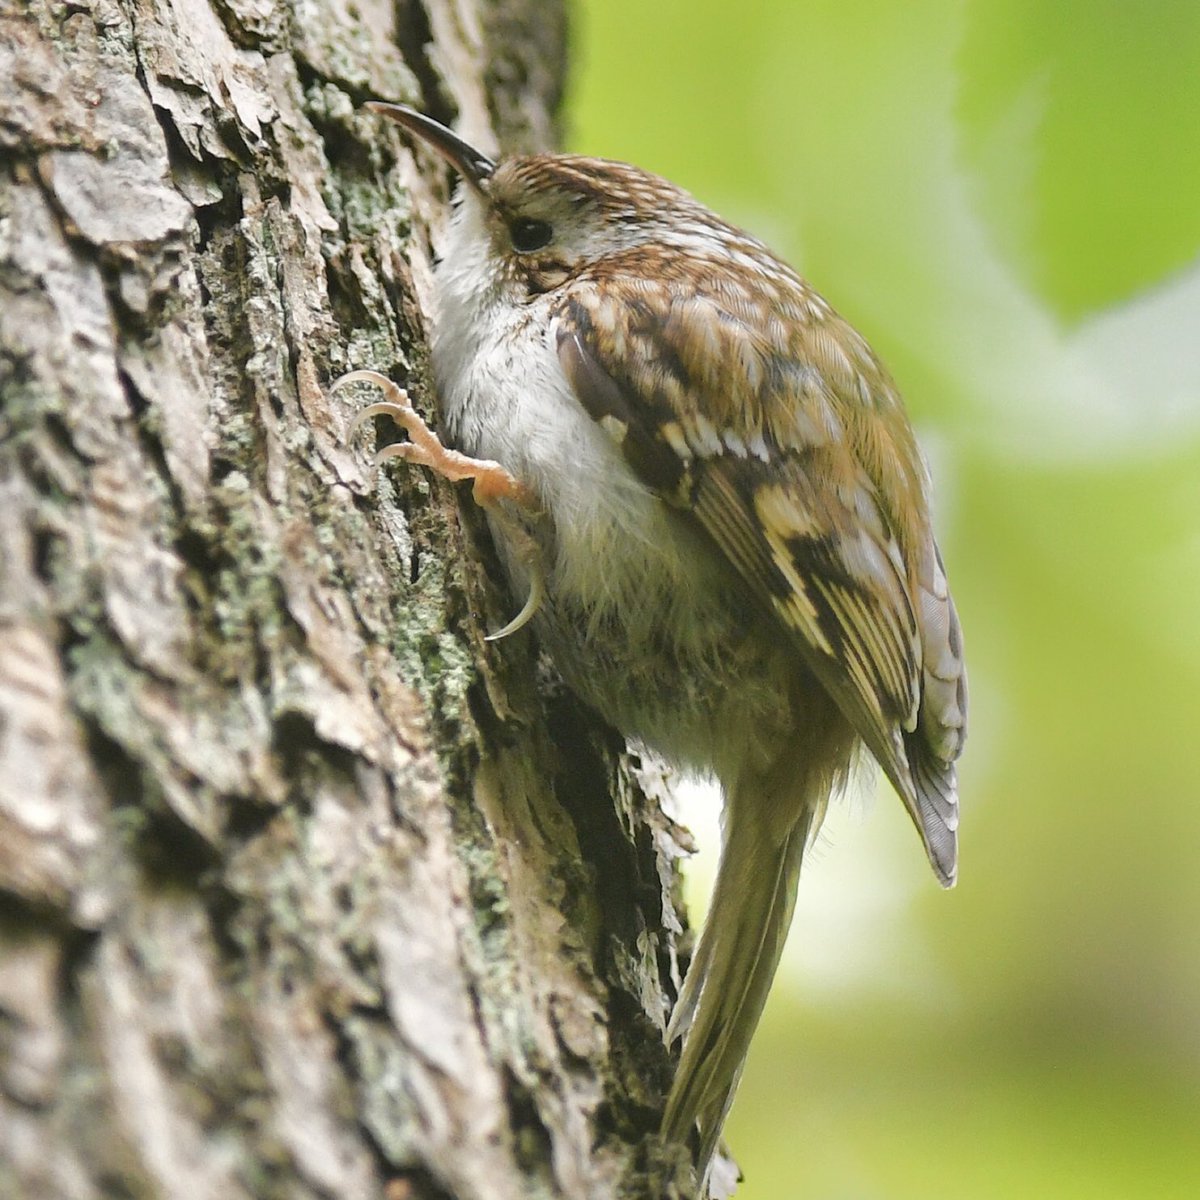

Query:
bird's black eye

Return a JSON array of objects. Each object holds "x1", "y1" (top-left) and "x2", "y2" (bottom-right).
[{"x1": 510, "y1": 217, "x2": 553, "y2": 253}]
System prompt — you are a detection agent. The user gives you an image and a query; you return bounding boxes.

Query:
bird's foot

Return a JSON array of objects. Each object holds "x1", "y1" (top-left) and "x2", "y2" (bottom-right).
[
  {"x1": 335, "y1": 370, "x2": 536, "y2": 507},
  {"x1": 334, "y1": 369, "x2": 545, "y2": 639}
]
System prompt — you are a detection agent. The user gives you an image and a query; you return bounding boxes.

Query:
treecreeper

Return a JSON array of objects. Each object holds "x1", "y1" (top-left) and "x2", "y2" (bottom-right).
[{"x1": 335, "y1": 103, "x2": 968, "y2": 1196}]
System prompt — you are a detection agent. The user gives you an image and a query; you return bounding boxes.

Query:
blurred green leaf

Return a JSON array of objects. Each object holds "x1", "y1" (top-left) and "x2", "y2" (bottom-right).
[{"x1": 958, "y1": 0, "x2": 1200, "y2": 320}]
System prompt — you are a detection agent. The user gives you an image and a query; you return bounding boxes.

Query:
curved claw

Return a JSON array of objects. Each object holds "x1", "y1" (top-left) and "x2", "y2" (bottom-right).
[
  {"x1": 331, "y1": 368, "x2": 398, "y2": 396},
  {"x1": 484, "y1": 556, "x2": 545, "y2": 642},
  {"x1": 371, "y1": 440, "x2": 422, "y2": 472},
  {"x1": 347, "y1": 401, "x2": 418, "y2": 446},
  {"x1": 333, "y1": 371, "x2": 416, "y2": 445}
]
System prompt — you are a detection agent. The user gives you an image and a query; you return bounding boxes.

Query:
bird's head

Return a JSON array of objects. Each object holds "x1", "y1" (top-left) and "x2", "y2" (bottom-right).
[{"x1": 367, "y1": 103, "x2": 744, "y2": 302}]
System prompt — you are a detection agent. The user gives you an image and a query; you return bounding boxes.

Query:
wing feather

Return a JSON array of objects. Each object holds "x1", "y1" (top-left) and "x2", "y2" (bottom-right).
[{"x1": 553, "y1": 270, "x2": 965, "y2": 884}]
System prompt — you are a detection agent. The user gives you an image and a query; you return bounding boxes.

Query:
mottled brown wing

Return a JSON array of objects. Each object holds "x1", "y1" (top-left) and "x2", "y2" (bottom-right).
[{"x1": 553, "y1": 271, "x2": 964, "y2": 884}]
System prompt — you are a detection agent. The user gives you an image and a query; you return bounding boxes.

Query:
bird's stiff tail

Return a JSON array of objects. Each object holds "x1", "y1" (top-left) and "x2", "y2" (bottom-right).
[{"x1": 661, "y1": 795, "x2": 816, "y2": 1185}]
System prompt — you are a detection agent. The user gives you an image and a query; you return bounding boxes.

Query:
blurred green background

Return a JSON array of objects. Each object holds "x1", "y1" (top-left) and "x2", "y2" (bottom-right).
[{"x1": 567, "y1": 1, "x2": 1200, "y2": 1196}]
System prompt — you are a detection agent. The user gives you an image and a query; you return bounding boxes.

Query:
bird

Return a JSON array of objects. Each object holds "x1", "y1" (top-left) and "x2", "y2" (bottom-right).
[{"x1": 335, "y1": 102, "x2": 967, "y2": 1193}]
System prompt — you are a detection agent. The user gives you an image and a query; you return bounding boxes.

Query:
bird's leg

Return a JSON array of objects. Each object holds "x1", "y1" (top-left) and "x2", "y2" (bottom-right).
[{"x1": 334, "y1": 369, "x2": 545, "y2": 639}]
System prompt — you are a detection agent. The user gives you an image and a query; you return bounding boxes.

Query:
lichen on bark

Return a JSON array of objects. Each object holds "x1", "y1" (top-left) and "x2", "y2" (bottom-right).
[{"x1": 0, "y1": 1, "x2": 701, "y2": 1197}]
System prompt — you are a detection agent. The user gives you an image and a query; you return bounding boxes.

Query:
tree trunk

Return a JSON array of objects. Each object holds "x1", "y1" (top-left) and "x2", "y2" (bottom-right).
[{"x1": 0, "y1": 2, "x2": 699, "y2": 1196}]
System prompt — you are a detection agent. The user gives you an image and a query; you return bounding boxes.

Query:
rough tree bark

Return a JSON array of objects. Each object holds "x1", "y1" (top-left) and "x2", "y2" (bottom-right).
[{"x1": 0, "y1": 2, "x2": 704, "y2": 1197}]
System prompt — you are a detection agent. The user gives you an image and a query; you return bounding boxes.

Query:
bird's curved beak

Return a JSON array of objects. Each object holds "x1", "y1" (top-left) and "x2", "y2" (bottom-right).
[{"x1": 366, "y1": 103, "x2": 496, "y2": 194}]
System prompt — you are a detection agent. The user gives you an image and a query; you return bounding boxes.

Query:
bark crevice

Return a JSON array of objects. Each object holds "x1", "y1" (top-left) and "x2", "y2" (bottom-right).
[{"x1": 0, "y1": 2, "x2": 704, "y2": 1197}]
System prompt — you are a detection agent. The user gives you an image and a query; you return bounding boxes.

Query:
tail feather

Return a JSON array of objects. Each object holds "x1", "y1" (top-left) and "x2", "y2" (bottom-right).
[
  {"x1": 662, "y1": 804, "x2": 815, "y2": 1181},
  {"x1": 906, "y1": 731, "x2": 959, "y2": 887}
]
